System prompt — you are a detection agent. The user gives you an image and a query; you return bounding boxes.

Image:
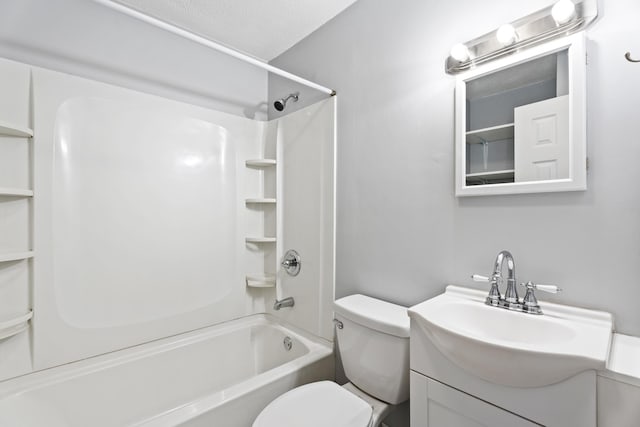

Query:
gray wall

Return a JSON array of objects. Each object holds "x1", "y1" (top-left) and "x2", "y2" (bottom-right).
[
  {"x1": 270, "y1": 0, "x2": 640, "y2": 337},
  {"x1": 0, "y1": 0, "x2": 268, "y2": 119}
]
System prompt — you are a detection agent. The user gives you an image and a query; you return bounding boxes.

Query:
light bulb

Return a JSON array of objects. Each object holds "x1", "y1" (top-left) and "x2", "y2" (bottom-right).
[
  {"x1": 496, "y1": 24, "x2": 518, "y2": 46},
  {"x1": 552, "y1": 0, "x2": 576, "y2": 25},
  {"x1": 450, "y1": 43, "x2": 470, "y2": 62}
]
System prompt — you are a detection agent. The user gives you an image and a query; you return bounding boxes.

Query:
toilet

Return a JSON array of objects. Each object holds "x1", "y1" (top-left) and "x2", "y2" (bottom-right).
[{"x1": 253, "y1": 294, "x2": 410, "y2": 427}]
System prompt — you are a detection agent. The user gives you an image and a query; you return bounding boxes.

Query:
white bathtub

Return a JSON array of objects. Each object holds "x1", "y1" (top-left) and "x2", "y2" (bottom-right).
[{"x1": 0, "y1": 314, "x2": 334, "y2": 427}]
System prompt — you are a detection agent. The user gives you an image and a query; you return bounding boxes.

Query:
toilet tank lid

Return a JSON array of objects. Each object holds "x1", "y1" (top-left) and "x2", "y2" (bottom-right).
[{"x1": 334, "y1": 294, "x2": 410, "y2": 338}]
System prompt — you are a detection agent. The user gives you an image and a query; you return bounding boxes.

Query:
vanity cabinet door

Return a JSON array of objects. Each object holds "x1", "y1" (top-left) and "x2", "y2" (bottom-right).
[{"x1": 410, "y1": 371, "x2": 539, "y2": 427}]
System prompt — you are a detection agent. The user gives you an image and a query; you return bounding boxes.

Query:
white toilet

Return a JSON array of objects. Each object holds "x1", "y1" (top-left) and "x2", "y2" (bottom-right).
[{"x1": 253, "y1": 294, "x2": 410, "y2": 427}]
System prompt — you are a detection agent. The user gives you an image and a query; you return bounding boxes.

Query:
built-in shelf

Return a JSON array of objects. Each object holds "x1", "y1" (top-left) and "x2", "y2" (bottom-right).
[
  {"x1": 466, "y1": 169, "x2": 515, "y2": 182},
  {"x1": 0, "y1": 121, "x2": 33, "y2": 138},
  {"x1": 245, "y1": 274, "x2": 276, "y2": 288},
  {"x1": 466, "y1": 123, "x2": 514, "y2": 144},
  {"x1": 245, "y1": 159, "x2": 276, "y2": 167},
  {"x1": 0, "y1": 187, "x2": 34, "y2": 197},
  {"x1": 245, "y1": 237, "x2": 276, "y2": 244},
  {"x1": 0, "y1": 251, "x2": 34, "y2": 263},
  {"x1": 245, "y1": 198, "x2": 276, "y2": 204},
  {"x1": 0, "y1": 310, "x2": 33, "y2": 341}
]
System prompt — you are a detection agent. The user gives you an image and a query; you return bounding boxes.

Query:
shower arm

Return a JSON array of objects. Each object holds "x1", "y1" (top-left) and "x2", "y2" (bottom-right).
[{"x1": 92, "y1": 0, "x2": 337, "y2": 96}]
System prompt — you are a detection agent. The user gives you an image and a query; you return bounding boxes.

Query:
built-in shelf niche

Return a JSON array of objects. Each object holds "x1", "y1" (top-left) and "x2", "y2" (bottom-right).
[
  {"x1": 245, "y1": 198, "x2": 276, "y2": 204},
  {"x1": 0, "y1": 117, "x2": 35, "y2": 344},
  {"x1": 245, "y1": 274, "x2": 276, "y2": 288},
  {"x1": 244, "y1": 157, "x2": 276, "y2": 291},
  {"x1": 245, "y1": 237, "x2": 276, "y2": 244},
  {"x1": 0, "y1": 187, "x2": 34, "y2": 197},
  {"x1": 0, "y1": 121, "x2": 33, "y2": 138},
  {"x1": 0, "y1": 310, "x2": 33, "y2": 340},
  {"x1": 0, "y1": 251, "x2": 34, "y2": 263},
  {"x1": 245, "y1": 159, "x2": 276, "y2": 167}
]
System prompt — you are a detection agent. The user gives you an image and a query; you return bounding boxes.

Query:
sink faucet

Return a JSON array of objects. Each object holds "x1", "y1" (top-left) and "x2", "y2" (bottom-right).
[
  {"x1": 492, "y1": 250, "x2": 519, "y2": 308},
  {"x1": 472, "y1": 250, "x2": 562, "y2": 314}
]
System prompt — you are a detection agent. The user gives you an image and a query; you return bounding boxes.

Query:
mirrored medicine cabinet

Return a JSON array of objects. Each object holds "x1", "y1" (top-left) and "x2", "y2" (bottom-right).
[{"x1": 455, "y1": 34, "x2": 587, "y2": 197}]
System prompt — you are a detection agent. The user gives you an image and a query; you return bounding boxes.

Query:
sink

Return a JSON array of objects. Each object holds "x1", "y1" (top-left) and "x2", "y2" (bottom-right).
[{"x1": 408, "y1": 285, "x2": 613, "y2": 388}]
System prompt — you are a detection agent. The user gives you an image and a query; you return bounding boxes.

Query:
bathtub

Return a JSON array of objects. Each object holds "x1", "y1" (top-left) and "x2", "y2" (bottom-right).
[{"x1": 0, "y1": 314, "x2": 334, "y2": 427}]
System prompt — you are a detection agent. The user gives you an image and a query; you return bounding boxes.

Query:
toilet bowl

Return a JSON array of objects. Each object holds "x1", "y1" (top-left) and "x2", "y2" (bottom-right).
[{"x1": 253, "y1": 294, "x2": 410, "y2": 427}]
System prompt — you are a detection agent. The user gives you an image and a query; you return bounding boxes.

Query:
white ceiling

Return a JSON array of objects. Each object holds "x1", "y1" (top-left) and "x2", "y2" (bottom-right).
[{"x1": 112, "y1": 0, "x2": 359, "y2": 61}]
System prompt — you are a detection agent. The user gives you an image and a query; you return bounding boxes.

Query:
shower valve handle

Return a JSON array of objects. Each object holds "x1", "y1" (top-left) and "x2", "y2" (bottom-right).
[{"x1": 281, "y1": 249, "x2": 301, "y2": 276}]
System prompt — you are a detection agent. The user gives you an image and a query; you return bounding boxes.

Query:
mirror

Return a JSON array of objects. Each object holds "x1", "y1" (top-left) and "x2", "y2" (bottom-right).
[{"x1": 455, "y1": 34, "x2": 586, "y2": 196}]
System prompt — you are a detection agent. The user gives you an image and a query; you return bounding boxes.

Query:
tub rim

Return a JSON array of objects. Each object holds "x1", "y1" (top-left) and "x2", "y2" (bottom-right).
[{"x1": 0, "y1": 313, "x2": 333, "y2": 401}]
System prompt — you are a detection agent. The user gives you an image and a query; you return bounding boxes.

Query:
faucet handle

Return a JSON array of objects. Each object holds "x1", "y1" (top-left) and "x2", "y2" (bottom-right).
[
  {"x1": 519, "y1": 282, "x2": 561, "y2": 315},
  {"x1": 473, "y1": 274, "x2": 501, "y2": 306},
  {"x1": 519, "y1": 282, "x2": 562, "y2": 293}
]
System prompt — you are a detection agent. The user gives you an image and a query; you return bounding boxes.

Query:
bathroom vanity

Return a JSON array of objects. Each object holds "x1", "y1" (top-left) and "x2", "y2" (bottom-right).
[{"x1": 408, "y1": 286, "x2": 613, "y2": 427}]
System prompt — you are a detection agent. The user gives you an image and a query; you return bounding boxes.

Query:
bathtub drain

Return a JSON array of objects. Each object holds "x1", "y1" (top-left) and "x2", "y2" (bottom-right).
[{"x1": 283, "y1": 336, "x2": 293, "y2": 351}]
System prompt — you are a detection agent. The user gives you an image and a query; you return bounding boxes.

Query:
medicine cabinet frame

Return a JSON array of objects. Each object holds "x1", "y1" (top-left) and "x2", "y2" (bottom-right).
[{"x1": 455, "y1": 33, "x2": 586, "y2": 197}]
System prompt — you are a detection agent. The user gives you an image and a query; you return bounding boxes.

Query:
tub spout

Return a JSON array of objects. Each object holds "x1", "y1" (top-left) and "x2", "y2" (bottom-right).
[{"x1": 273, "y1": 297, "x2": 295, "y2": 310}]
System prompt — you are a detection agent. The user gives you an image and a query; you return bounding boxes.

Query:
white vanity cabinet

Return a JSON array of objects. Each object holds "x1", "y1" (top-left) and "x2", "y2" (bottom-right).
[
  {"x1": 410, "y1": 372, "x2": 538, "y2": 427},
  {"x1": 409, "y1": 317, "x2": 598, "y2": 427}
]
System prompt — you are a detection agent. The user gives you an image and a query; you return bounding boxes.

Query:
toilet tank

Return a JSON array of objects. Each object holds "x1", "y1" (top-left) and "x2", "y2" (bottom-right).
[{"x1": 334, "y1": 294, "x2": 410, "y2": 405}]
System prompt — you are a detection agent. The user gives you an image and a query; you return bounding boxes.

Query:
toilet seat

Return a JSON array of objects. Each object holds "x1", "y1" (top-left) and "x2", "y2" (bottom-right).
[{"x1": 252, "y1": 381, "x2": 372, "y2": 427}]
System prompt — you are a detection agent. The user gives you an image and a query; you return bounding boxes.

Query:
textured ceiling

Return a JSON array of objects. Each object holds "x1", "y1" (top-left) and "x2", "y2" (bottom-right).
[{"x1": 112, "y1": 0, "x2": 358, "y2": 61}]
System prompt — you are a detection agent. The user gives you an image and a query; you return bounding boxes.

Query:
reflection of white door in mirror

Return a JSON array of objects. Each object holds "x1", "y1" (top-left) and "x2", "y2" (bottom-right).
[
  {"x1": 455, "y1": 33, "x2": 586, "y2": 197},
  {"x1": 515, "y1": 95, "x2": 569, "y2": 182}
]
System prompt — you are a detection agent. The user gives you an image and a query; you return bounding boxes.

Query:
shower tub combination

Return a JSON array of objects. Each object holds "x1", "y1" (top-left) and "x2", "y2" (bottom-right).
[
  {"x1": 0, "y1": 315, "x2": 333, "y2": 427},
  {"x1": 0, "y1": 56, "x2": 336, "y2": 426}
]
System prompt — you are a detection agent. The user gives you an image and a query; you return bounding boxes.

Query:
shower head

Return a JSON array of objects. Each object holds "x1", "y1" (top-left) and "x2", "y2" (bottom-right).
[{"x1": 273, "y1": 93, "x2": 299, "y2": 111}]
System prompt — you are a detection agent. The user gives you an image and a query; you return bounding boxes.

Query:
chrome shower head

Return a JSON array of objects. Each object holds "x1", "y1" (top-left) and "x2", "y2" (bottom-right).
[{"x1": 273, "y1": 93, "x2": 299, "y2": 111}]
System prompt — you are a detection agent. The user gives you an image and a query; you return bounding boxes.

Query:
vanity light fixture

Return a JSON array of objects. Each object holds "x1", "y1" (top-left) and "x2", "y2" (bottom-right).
[
  {"x1": 446, "y1": 0, "x2": 596, "y2": 74},
  {"x1": 450, "y1": 43, "x2": 470, "y2": 62},
  {"x1": 552, "y1": 0, "x2": 577, "y2": 25},
  {"x1": 496, "y1": 24, "x2": 518, "y2": 46}
]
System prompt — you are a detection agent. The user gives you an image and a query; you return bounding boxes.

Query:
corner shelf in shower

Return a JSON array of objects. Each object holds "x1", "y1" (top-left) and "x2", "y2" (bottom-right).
[
  {"x1": 0, "y1": 251, "x2": 34, "y2": 263},
  {"x1": 0, "y1": 121, "x2": 33, "y2": 138},
  {"x1": 0, "y1": 310, "x2": 33, "y2": 340},
  {"x1": 245, "y1": 274, "x2": 276, "y2": 288},
  {"x1": 245, "y1": 237, "x2": 276, "y2": 244},
  {"x1": 245, "y1": 159, "x2": 276, "y2": 167},
  {"x1": 0, "y1": 187, "x2": 34, "y2": 197},
  {"x1": 245, "y1": 198, "x2": 276, "y2": 204}
]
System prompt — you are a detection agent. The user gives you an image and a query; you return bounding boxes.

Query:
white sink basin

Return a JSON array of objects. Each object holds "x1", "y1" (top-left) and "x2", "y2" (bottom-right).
[{"x1": 408, "y1": 286, "x2": 613, "y2": 388}]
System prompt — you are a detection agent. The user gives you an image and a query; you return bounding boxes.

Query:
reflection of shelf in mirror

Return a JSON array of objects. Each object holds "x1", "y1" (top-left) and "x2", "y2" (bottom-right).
[
  {"x1": 0, "y1": 187, "x2": 34, "y2": 197},
  {"x1": 246, "y1": 274, "x2": 276, "y2": 288},
  {"x1": 0, "y1": 121, "x2": 33, "y2": 138},
  {"x1": 245, "y1": 198, "x2": 276, "y2": 204},
  {"x1": 466, "y1": 123, "x2": 514, "y2": 144},
  {"x1": 0, "y1": 251, "x2": 34, "y2": 263},
  {"x1": 466, "y1": 169, "x2": 515, "y2": 182},
  {"x1": 0, "y1": 310, "x2": 33, "y2": 341},
  {"x1": 245, "y1": 159, "x2": 276, "y2": 167},
  {"x1": 245, "y1": 237, "x2": 276, "y2": 243}
]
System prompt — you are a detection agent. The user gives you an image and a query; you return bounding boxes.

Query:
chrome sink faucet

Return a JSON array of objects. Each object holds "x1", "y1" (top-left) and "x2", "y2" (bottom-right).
[
  {"x1": 493, "y1": 250, "x2": 519, "y2": 308},
  {"x1": 472, "y1": 250, "x2": 561, "y2": 315}
]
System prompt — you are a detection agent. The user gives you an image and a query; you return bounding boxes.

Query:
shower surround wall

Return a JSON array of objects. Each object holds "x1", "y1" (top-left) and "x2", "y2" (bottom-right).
[
  {"x1": 0, "y1": 56, "x2": 335, "y2": 382},
  {"x1": 269, "y1": 0, "x2": 640, "y2": 337}
]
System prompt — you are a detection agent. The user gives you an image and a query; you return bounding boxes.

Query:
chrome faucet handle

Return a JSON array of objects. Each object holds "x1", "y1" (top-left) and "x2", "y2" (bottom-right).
[
  {"x1": 472, "y1": 274, "x2": 501, "y2": 306},
  {"x1": 519, "y1": 282, "x2": 562, "y2": 315},
  {"x1": 471, "y1": 274, "x2": 490, "y2": 282},
  {"x1": 519, "y1": 281, "x2": 562, "y2": 293}
]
